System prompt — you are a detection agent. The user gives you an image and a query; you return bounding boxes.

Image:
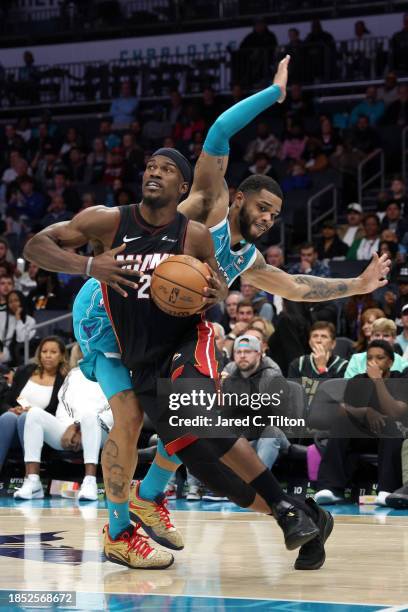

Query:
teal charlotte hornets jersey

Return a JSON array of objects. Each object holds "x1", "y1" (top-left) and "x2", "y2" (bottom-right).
[{"x1": 210, "y1": 217, "x2": 257, "y2": 287}]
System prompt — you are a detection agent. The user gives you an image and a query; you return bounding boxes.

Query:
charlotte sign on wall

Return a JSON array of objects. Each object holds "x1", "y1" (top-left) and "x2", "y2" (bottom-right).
[{"x1": 1, "y1": 9, "x2": 404, "y2": 68}]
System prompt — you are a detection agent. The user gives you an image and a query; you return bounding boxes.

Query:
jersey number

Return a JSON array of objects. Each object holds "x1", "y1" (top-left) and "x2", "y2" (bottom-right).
[{"x1": 136, "y1": 274, "x2": 151, "y2": 299}]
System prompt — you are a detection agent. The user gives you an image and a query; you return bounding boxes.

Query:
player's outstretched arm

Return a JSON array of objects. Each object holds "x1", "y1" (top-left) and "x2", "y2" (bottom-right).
[
  {"x1": 179, "y1": 56, "x2": 290, "y2": 227},
  {"x1": 23, "y1": 206, "x2": 139, "y2": 297},
  {"x1": 242, "y1": 251, "x2": 391, "y2": 301},
  {"x1": 184, "y1": 220, "x2": 229, "y2": 307}
]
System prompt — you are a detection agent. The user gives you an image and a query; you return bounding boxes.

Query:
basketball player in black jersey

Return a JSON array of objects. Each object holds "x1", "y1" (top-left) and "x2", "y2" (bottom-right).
[
  {"x1": 24, "y1": 143, "x2": 329, "y2": 566},
  {"x1": 24, "y1": 60, "x2": 389, "y2": 571}
]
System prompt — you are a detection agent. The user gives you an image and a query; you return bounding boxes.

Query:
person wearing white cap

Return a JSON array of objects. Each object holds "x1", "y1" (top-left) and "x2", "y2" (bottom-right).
[
  {"x1": 222, "y1": 334, "x2": 289, "y2": 469},
  {"x1": 337, "y1": 203, "x2": 364, "y2": 247}
]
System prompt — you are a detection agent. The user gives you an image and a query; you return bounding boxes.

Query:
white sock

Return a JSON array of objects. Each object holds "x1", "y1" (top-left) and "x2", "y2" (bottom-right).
[
  {"x1": 83, "y1": 475, "x2": 96, "y2": 485},
  {"x1": 27, "y1": 474, "x2": 40, "y2": 483}
]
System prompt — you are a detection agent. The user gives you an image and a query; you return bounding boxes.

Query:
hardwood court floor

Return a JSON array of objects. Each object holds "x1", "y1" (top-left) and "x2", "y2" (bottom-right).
[{"x1": 0, "y1": 499, "x2": 407, "y2": 611}]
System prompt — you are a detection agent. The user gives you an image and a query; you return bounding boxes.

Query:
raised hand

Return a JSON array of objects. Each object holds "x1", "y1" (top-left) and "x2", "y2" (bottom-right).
[
  {"x1": 273, "y1": 54, "x2": 290, "y2": 103},
  {"x1": 358, "y1": 253, "x2": 391, "y2": 293}
]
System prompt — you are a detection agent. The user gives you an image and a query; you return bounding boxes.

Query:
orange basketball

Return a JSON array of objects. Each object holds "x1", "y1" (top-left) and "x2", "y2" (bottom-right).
[{"x1": 150, "y1": 254, "x2": 209, "y2": 317}]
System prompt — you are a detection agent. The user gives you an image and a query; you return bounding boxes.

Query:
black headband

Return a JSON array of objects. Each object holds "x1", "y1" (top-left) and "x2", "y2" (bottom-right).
[{"x1": 152, "y1": 148, "x2": 193, "y2": 186}]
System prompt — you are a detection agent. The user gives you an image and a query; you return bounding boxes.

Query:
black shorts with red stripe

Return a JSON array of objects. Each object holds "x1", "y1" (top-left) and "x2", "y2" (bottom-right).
[{"x1": 131, "y1": 319, "x2": 223, "y2": 455}]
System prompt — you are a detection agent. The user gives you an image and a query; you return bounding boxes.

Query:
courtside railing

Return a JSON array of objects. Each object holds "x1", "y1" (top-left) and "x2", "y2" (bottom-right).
[
  {"x1": 357, "y1": 148, "x2": 385, "y2": 206},
  {"x1": 307, "y1": 184, "x2": 337, "y2": 243}
]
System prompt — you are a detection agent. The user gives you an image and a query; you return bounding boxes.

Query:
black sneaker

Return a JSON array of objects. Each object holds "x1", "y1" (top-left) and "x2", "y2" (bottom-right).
[
  {"x1": 271, "y1": 500, "x2": 319, "y2": 551},
  {"x1": 294, "y1": 498, "x2": 334, "y2": 570},
  {"x1": 386, "y1": 485, "x2": 408, "y2": 509}
]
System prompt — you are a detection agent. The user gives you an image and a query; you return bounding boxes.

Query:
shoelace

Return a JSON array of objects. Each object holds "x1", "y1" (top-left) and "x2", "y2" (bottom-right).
[
  {"x1": 122, "y1": 524, "x2": 154, "y2": 559},
  {"x1": 154, "y1": 497, "x2": 174, "y2": 529}
]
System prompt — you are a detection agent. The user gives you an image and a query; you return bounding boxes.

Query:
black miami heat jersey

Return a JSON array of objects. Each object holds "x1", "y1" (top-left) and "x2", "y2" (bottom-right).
[{"x1": 102, "y1": 204, "x2": 201, "y2": 370}]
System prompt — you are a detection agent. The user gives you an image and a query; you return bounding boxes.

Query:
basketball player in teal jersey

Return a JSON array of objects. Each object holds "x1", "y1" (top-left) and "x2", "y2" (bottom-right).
[
  {"x1": 130, "y1": 55, "x2": 390, "y2": 568},
  {"x1": 25, "y1": 56, "x2": 390, "y2": 572}
]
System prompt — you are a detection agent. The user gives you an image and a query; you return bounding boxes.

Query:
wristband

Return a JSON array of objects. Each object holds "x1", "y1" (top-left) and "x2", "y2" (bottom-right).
[
  {"x1": 226, "y1": 334, "x2": 236, "y2": 340},
  {"x1": 85, "y1": 256, "x2": 94, "y2": 277},
  {"x1": 317, "y1": 366, "x2": 327, "y2": 374}
]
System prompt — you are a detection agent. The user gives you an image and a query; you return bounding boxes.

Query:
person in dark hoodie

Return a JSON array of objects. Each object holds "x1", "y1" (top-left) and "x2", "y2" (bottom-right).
[{"x1": 222, "y1": 335, "x2": 290, "y2": 469}]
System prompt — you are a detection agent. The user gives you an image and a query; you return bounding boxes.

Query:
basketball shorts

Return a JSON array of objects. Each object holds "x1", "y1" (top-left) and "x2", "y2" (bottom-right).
[
  {"x1": 132, "y1": 318, "x2": 223, "y2": 455},
  {"x1": 72, "y1": 278, "x2": 132, "y2": 400}
]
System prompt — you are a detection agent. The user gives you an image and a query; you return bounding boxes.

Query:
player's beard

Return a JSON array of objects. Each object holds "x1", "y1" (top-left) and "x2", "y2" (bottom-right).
[
  {"x1": 142, "y1": 192, "x2": 171, "y2": 209},
  {"x1": 238, "y1": 206, "x2": 256, "y2": 242}
]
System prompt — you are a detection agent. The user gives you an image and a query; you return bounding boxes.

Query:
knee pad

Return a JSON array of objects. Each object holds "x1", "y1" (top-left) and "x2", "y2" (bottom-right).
[{"x1": 177, "y1": 441, "x2": 256, "y2": 508}]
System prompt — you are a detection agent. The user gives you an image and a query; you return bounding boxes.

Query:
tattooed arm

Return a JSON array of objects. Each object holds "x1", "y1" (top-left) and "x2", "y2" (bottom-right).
[{"x1": 242, "y1": 250, "x2": 391, "y2": 301}]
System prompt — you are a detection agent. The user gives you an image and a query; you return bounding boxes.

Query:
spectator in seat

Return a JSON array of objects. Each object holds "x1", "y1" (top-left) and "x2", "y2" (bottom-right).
[
  {"x1": 349, "y1": 87, "x2": 385, "y2": 127},
  {"x1": 66, "y1": 147, "x2": 86, "y2": 183},
  {"x1": 222, "y1": 334, "x2": 288, "y2": 469},
  {"x1": 337, "y1": 203, "x2": 364, "y2": 247},
  {"x1": 240, "y1": 281, "x2": 273, "y2": 321},
  {"x1": 201, "y1": 87, "x2": 220, "y2": 127},
  {"x1": 166, "y1": 90, "x2": 184, "y2": 127},
  {"x1": 316, "y1": 221, "x2": 348, "y2": 260},
  {"x1": 388, "y1": 176, "x2": 406, "y2": 211},
  {"x1": 110, "y1": 80, "x2": 139, "y2": 129},
  {"x1": 244, "y1": 122, "x2": 281, "y2": 164},
  {"x1": 102, "y1": 148, "x2": 125, "y2": 186},
  {"x1": 0, "y1": 239, "x2": 15, "y2": 271},
  {"x1": 34, "y1": 143, "x2": 64, "y2": 192},
  {"x1": 280, "y1": 121, "x2": 307, "y2": 162},
  {"x1": 220, "y1": 291, "x2": 243, "y2": 333},
  {"x1": 245, "y1": 324, "x2": 271, "y2": 357},
  {"x1": 345, "y1": 318, "x2": 408, "y2": 378},
  {"x1": 381, "y1": 266, "x2": 408, "y2": 320},
  {"x1": 2, "y1": 150, "x2": 30, "y2": 185},
  {"x1": 60, "y1": 126, "x2": 81, "y2": 159},
  {"x1": 27, "y1": 269, "x2": 65, "y2": 312},
  {"x1": 318, "y1": 116, "x2": 341, "y2": 157},
  {"x1": 383, "y1": 84, "x2": 408, "y2": 128},
  {"x1": 15, "y1": 175, "x2": 46, "y2": 222},
  {"x1": 353, "y1": 307, "x2": 385, "y2": 353},
  {"x1": 314, "y1": 340, "x2": 408, "y2": 506},
  {"x1": 0, "y1": 290, "x2": 35, "y2": 365},
  {"x1": 378, "y1": 72, "x2": 399, "y2": 107},
  {"x1": 284, "y1": 83, "x2": 311, "y2": 119},
  {"x1": 122, "y1": 132, "x2": 144, "y2": 180},
  {"x1": 301, "y1": 137, "x2": 329, "y2": 173},
  {"x1": 98, "y1": 119, "x2": 121, "y2": 151},
  {"x1": 49, "y1": 170, "x2": 81, "y2": 214},
  {"x1": 223, "y1": 298, "x2": 254, "y2": 357},
  {"x1": 14, "y1": 344, "x2": 112, "y2": 501},
  {"x1": 381, "y1": 201, "x2": 407, "y2": 241},
  {"x1": 15, "y1": 261, "x2": 38, "y2": 297},
  {"x1": 342, "y1": 295, "x2": 380, "y2": 341},
  {"x1": 288, "y1": 321, "x2": 348, "y2": 404},
  {"x1": 0, "y1": 274, "x2": 14, "y2": 312},
  {"x1": 79, "y1": 192, "x2": 97, "y2": 212},
  {"x1": 289, "y1": 242, "x2": 330, "y2": 277},
  {"x1": 397, "y1": 304, "x2": 408, "y2": 353},
  {"x1": 0, "y1": 336, "x2": 67, "y2": 477},
  {"x1": 347, "y1": 213, "x2": 380, "y2": 260},
  {"x1": 42, "y1": 194, "x2": 74, "y2": 228},
  {"x1": 350, "y1": 115, "x2": 380, "y2": 156},
  {"x1": 246, "y1": 152, "x2": 277, "y2": 180},
  {"x1": 86, "y1": 137, "x2": 107, "y2": 184}
]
